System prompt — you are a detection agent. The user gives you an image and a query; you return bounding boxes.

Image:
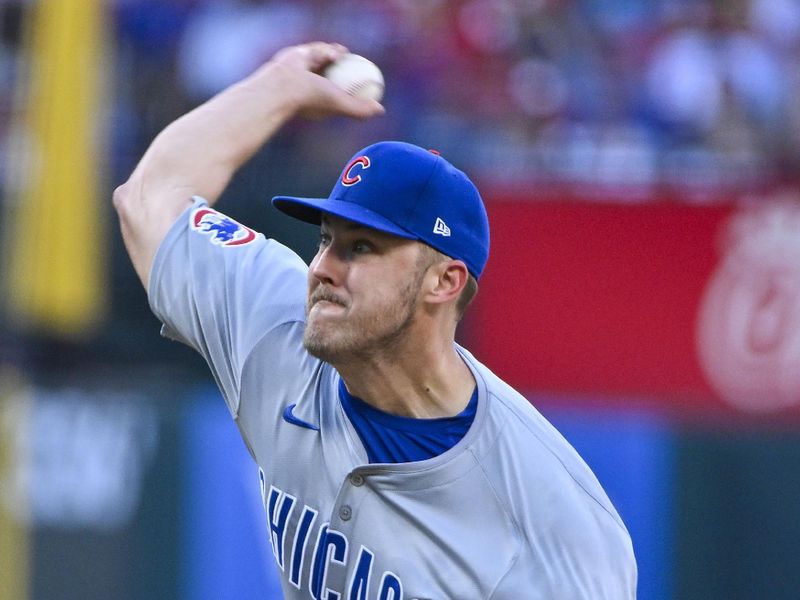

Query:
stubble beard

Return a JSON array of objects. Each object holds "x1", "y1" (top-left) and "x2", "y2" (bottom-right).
[{"x1": 303, "y1": 274, "x2": 423, "y2": 366}]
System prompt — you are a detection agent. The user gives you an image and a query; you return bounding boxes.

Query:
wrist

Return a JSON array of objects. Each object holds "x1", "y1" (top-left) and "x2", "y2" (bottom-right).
[{"x1": 244, "y1": 61, "x2": 305, "y2": 118}]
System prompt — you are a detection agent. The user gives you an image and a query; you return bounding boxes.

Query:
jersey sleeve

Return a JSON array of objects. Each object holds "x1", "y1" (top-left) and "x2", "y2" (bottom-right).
[{"x1": 147, "y1": 197, "x2": 309, "y2": 416}]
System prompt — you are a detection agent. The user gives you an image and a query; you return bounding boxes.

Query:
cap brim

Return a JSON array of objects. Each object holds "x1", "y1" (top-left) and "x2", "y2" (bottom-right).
[{"x1": 271, "y1": 196, "x2": 418, "y2": 241}]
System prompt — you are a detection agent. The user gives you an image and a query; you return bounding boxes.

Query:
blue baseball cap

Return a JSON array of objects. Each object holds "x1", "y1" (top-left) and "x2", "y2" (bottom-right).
[{"x1": 272, "y1": 141, "x2": 490, "y2": 278}]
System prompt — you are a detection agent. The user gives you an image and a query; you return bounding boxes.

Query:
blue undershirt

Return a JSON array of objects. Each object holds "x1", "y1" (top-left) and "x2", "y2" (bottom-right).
[{"x1": 338, "y1": 379, "x2": 478, "y2": 464}]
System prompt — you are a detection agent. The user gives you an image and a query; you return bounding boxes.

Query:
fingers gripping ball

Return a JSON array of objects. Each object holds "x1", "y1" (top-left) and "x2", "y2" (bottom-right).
[{"x1": 323, "y1": 53, "x2": 384, "y2": 102}]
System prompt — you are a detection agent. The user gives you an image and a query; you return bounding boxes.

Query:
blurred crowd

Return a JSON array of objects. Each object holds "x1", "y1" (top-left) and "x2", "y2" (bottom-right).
[
  {"x1": 2, "y1": 0, "x2": 800, "y2": 366},
  {"x1": 2, "y1": 0, "x2": 800, "y2": 197}
]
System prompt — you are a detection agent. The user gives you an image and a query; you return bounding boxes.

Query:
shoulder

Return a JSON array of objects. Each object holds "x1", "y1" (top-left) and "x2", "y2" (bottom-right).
[
  {"x1": 461, "y1": 347, "x2": 630, "y2": 536},
  {"x1": 462, "y1": 354, "x2": 636, "y2": 596},
  {"x1": 155, "y1": 200, "x2": 307, "y2": 274},
  {"x1": 150, "y1": 199, "x2": 308, "y2": 320}
]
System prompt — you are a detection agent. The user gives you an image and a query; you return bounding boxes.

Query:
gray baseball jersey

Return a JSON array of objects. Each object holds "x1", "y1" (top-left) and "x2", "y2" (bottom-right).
[{"x1": 149, "y1": 198, "x2": 637, "y2": 599}]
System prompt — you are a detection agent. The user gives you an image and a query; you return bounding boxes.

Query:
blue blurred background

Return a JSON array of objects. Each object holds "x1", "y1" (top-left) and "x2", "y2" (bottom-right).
[{"x1": 2, "y1": 1, "x2": 800, "y2": 598}]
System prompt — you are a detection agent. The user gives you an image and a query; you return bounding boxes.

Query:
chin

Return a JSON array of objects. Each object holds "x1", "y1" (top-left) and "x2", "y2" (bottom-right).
[
  {"x1": 304, "y1": 340, "x2": 349, "y2": 364},
  {"x1": 303, "y1": 325, "x2": 346, "y2": 363}
]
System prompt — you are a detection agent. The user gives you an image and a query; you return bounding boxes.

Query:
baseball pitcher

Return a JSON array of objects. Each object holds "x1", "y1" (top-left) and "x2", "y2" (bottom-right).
[{"x1": 115, "y1": 42, "x2": 637, "y2": 599}]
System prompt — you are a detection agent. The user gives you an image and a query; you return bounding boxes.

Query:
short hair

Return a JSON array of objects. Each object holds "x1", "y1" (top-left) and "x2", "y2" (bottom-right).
[
  {"x1": 418, "y1": 245, "x2": 479, "y2": 321},
  {"x1": 455, "y1": 273, "x2": 479, "y2": 320}
]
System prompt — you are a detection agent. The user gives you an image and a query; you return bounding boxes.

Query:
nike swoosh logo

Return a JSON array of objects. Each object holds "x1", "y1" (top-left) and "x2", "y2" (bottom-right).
[{"x1": 282, "y1": 403, "x2": 320, "y2": 431}]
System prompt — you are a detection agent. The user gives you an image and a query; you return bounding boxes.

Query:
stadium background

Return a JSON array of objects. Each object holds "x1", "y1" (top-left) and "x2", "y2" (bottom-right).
[{"x1": 2, "y1": 0, "x2": 800, "y2": 598}]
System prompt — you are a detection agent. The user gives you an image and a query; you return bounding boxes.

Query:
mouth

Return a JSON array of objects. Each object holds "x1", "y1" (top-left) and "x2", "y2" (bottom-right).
[
  {"x1": 308, "y1": 290, "x2": 348, "y2": 315},
  {"x1": 307, "y1": 300, "x2": 347, "y2": 325},
  {"x1": 312, "y1": 299, "x2": 345, "y2": 310}
]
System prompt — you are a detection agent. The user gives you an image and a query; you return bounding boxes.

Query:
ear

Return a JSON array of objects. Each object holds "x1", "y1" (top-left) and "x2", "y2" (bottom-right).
[{"x1": 424, "y1": 260, "x2": 469, "y2": 307}]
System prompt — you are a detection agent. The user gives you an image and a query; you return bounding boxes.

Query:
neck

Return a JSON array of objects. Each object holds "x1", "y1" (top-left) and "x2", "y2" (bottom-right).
[{"x1": 334, "y1": 331, "x2": 475, "y2": 418}]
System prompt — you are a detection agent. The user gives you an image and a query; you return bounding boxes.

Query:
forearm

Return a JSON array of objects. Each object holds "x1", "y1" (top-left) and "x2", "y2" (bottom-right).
[
  {"x1": 114, "y1": 42, "x2": 383, "y2": 289},
  {"x1": 129, "y1": 62, "x2": 299, "y2": 208},
  {"x1": 115, "y1": 64, "x2": 300, "y2": 287}
]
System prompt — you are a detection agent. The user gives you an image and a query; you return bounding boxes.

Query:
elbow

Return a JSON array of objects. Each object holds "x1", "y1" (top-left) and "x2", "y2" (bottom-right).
[
  {"x1": 113, "y1": 178, "x2": 148, "y2": 233},
  {"x1": 112, "y1": 180, "x2": 134, "y2": 219}
]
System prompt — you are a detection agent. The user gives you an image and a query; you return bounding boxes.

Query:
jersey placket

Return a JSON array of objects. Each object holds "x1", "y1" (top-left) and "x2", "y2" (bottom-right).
[{"x1": 319, "y1": 469, "x2": 376, "y2": 596}]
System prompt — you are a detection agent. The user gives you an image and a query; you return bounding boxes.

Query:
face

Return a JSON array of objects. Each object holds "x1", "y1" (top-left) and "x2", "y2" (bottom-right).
[{"x1": 303, "y1": 215, "x2": 434, "y2": 364}]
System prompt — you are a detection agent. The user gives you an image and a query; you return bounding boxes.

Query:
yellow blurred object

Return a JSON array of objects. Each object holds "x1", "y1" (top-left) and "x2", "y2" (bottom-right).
[
  {"x1": 0, "y1": 369, "x2": 30, "y2": 600},
  {"x1": 7, "y1": 0, "x2": 108, "y2": 337}
]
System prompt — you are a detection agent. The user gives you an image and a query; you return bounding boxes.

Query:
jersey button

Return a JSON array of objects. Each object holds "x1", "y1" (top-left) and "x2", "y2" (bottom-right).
[
  {"x1": 339, "y1": 505, "x2": 352, "y2": 521},
  {"x1": 350, "y1": 474, "x2": 365, "y2": 487}
]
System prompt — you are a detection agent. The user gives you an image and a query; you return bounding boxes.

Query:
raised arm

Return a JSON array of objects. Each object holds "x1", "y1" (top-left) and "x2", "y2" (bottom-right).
[{"x1": 113, "y1": 42, "x2": 384, "y2": 289}]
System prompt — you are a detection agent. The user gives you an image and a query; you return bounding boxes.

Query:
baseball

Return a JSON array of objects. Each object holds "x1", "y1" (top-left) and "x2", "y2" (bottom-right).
[{"x1": 323, "y1": 53, "x2": 385, "y2": 102}]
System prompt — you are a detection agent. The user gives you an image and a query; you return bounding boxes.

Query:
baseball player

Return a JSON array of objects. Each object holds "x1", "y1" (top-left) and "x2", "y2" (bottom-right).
[{"x1": 115, "y1": 42, "x2": 636, "y2": 598}]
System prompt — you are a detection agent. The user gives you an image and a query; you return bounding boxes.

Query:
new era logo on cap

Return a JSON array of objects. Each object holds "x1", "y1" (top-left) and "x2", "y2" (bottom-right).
[{"x1": 433, "y1": 217, "x2": 451, "y2": 237}]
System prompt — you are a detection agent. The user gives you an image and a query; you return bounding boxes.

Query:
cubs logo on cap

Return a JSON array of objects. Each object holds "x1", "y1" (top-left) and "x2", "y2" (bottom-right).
[
  {"x1": 271, "y1": 141, "x2": 490, "y2": 278},
  {"x1": 341, "y1": 156, "x2": 370, "y2": 186}
]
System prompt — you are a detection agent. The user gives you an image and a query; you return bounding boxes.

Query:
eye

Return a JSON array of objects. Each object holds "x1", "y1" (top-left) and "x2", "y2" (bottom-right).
[
  {"x1": 318, "y1": 232, "x2": 331, "y2": 248},
  {"x1": 353, "y1": 240, "x2": 373, "y2": 254}
]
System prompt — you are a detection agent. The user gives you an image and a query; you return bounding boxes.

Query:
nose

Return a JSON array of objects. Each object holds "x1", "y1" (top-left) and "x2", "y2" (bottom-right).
[{"x1": 310, "y1": 244, "x2": 345, "y2": 286}]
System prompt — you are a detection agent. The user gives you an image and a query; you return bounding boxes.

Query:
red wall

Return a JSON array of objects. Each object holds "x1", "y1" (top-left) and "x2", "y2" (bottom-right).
[{"x1": 468, "y1": 194, "x2": 800, "y2": 416}]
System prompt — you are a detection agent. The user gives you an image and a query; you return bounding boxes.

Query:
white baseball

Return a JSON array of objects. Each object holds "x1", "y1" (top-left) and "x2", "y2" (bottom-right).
[{"x1": 323, "y1": 53, "x2": 384, "y2": 102}]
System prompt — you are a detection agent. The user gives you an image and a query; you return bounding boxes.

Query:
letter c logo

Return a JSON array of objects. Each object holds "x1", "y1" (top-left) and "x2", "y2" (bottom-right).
[{"x1": 341, "y1": 156, "x2": 371, "y2": 186}]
